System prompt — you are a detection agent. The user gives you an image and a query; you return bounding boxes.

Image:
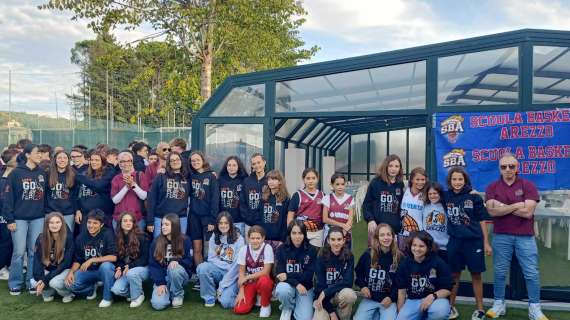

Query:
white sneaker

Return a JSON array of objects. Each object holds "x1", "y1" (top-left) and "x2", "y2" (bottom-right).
[
  {"x1": 98, "y1": 299, "x2": 112, "y2": 308},
  {"x1": 280, "y1": 308, "x2": 292, "y2": 320},
  {"x1": 86, "y1": 288, "x2": 97, "y2": 300},
  {"x1": 43, "y1": 295, "x2": 54, "y2": 302},
  {"x1": 129, "y1": 295, "x2": 145, "y2": 308},
  {"x1": 529, "y1": 303, "x2": 549, "y2": 320},
  {"x1": 260, "y1": 305, "x2": 272, "y2": 318},
  {"x1": 171, "y1": 296, "x2": 184, "y2": 308},
  {"x1": 486, "y1": 300, "x2": 506, "y2": 319},
  {"x1": 62, "y1": 294, "x2": 75, "y2": 303},
  {"x1": 0, "y1": 267, "x2": 9, "y2": 280}
]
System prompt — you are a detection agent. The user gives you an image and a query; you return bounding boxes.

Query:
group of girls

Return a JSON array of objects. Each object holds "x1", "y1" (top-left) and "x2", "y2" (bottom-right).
[
  {"x1": 363, "y1": 154, "x2": 491, "y2": 320},
  {"x1": 2, "y1": 143, "x2": 490, "y2": 320}
]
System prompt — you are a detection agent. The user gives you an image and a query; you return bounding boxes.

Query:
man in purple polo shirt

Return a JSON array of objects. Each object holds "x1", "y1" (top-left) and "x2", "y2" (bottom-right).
[{"x1": 484, "y1": 153, "x2": 548, "y2": 320}]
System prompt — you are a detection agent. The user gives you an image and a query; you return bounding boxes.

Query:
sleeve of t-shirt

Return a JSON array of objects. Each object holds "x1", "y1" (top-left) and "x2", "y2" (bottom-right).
[
  {"x1": 321, "y1": 194, "x2": 331, "y2": 208},
  {"x1": 288, "y1": 192, "x2": 300, "y2": 212},
  {"x1": 237, "y1": 246, "x2": 247, "y2": 266},
  {"x1": 523, "y1": 180, "x2": 540, "y2": 202},
  {"x1": 484, "y1": 183, "x2": 497, "y2": 202},
  {"x1": 263, "y1": 244, "x2": 274, "y2": 264},
  {"x1": 348, "y1": 196, "x2": 355, "y2": 209}
]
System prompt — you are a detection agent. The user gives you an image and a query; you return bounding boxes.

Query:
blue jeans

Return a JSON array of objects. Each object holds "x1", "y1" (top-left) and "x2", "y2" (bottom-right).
[
  {"x1": 196, "y1": 261, "x2": 237, "y2": 308},
  {"x1": 354, "y1": 298, "x2": 397, "y2": 320},
  {"x1": 275, "y1": 282, "x2": 314, "y2": 320},
  {"x1": 492, "y1": 233, "x2": 541, "y2": 303},
  {"x1": 396, "y1": 298, "x2": 450, "y2": 320},
  {"x1": 151, "y1": 264, "x2": 189, "y2": 310},
  {"x1": 67, "y1": 262, "x2": 116, "y2": 301},
  {"x1": 153, "y1": 217, "x2": 187, "y2": 238},
  {"x1": 110, "y1": 266, "x2": 149, "y2": 300},
  {"x1": 113, "y1": 219, "x2": 146, "y2": 233},
  {"x1": 63, "y1": 215, "x2": 75, "y2": 233},
  {"x1": 31, "y1": 269, "x2": 72, "y2": 299},
  {"x1": 8, "y1": 217, "x2": 44, "y2": 290}
]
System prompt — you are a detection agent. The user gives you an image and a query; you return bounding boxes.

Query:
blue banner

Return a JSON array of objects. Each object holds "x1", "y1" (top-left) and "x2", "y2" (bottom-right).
[{"x1": 433, "y1": 109, "x2": 570, "y2": 191}]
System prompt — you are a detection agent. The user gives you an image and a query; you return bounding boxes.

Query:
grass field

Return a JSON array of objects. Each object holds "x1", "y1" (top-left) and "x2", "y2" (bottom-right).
[{"x1": 0, "y1": 220, "x2": 569, "y2": 319}]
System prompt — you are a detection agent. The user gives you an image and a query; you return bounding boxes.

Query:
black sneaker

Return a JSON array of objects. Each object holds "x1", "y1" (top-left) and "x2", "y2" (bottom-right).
[
  {"x1": 472, "y1": 310, "x2": 486, "y2": 320},
  {"x1": 192, "y1": 282, "x2": 200, "y2": 291},
  {"x1": 9, "y1": 288, "x2": 21, "y2": 296}
]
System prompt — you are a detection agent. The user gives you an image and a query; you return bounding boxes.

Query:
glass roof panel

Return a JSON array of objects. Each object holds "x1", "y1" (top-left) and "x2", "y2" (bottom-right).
[
  {"x1": 302, "y1": 122, "x2": 325, "y2": 144},
  {"x1": 291, "y1": 119, "x2": 316, "y2": 141},
  {"x1": 533, "y1": 46, "x2": 570, "y2": 104},
  {"x1": 276, "y1": 118, "x2": 301, "y2": 138},
  {"x1": 438, "y1": 47, "x2": 519, "y2": 106},
  {"x1": 211, "y1": 84, "x2": 265, "y2": 116},
  {"x1": 276, "y1": 60, "x2": 426, "y2": 113}
]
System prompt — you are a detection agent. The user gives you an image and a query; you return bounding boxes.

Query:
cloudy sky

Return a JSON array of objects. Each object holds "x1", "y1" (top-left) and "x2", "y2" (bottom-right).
[{"x1": 2, "y1": 0, "x2": 570, "y2": 119}]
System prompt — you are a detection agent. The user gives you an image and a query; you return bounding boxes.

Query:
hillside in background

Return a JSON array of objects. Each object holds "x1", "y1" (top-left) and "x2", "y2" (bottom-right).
[{"x1": 0, "y1": 111, "x2": 71, "y2": 129}]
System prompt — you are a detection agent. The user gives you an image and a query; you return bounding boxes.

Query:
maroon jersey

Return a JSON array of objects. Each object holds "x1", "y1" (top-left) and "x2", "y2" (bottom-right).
[
  {"x1": 246, "y1": 244, "x2": 266, "y2": 275},
  {"x1": 296, "y1": 189, "x2": 324, "y2": 232}
]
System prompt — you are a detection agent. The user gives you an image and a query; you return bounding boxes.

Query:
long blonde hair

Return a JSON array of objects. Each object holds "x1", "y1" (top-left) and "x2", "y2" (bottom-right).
[
  {"x1": 41, "y1": 212, "x2": 68, "y2": 266},
  {"x1": 370, "y1": 223, "x2": 401, "y2": 269}
]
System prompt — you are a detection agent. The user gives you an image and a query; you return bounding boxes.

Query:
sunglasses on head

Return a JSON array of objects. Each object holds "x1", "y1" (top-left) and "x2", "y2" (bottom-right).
[{"x1": 500, "y1": 164, "x2": 516, "y2": 170}]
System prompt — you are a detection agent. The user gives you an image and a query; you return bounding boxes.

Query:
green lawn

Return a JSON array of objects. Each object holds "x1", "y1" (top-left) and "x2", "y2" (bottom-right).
[{"x1": 0, "y1": 220, "x2": 569, "y2": 319}]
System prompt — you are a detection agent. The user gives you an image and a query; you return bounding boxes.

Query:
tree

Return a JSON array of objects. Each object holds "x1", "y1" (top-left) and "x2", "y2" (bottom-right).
[{"x1": 41, "y1": 0, "x2": 318, "y2": 104}]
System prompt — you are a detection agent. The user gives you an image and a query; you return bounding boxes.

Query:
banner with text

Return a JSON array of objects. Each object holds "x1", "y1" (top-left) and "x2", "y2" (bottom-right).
[{"x1": 433, "y1": 109, "x2": 570, "y2": 191}]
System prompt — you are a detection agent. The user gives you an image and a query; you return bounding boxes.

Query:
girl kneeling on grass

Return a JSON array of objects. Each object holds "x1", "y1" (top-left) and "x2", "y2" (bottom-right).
[
  {"x1": 274, "y1": 221, "x2": 317, "y2": 320},
  {"x1": 149, "y1": 213, "x2": 193, "y2": 310},
  {"x1": 234, "y1": 225, "x2": 274, "y2": 318},
  {"x1": 32, "y1": 212, "x2": 74, "y2": 303},
  {"x1": 110, "y1": 212, "x2": 150, "y2": 308},
  {"x1": 396, "y1": 231, "x2": 452, "y2": 320},
  {"x1": 444, "y1": 167, "x2": 491, "y2": 320},
  {"x1": 313, "y1": 226, "x2": 357, "y2": 320},
  {"x1": 354, "y1": 223, "x2": 401, "y2": 320},
  {"x1": 197, "y1": 211, "x2": 245, "y2": 308}
]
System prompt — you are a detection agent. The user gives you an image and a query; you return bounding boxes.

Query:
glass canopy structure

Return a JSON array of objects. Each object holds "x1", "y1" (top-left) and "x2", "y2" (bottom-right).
[
  {"x1": 192, "y1": 29, "x2": 570, "y2": 179},
  {"x1": 192, "y1": 29, "x2": 570, "y2": 302}
]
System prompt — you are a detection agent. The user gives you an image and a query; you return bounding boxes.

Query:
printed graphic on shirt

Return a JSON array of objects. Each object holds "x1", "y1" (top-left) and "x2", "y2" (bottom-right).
[
  {"x1": 410, "y1": 272, "x2": 436, "y2": 296},
  {"x1": 286, "y1": 259, "x2": 302, "y2": 273},
  {"x1": 22, "y1": 177, "x2": 44, "y2": 201},
  {"x1": 247, "y1": 189, "x2": 261, "y2": 210},
  {"x1": 326, "y1": 267, "x2": 341, "y2": 285},
  {"x1": 215, "y1": 243, "x2": 236, "y2": 264},
  {"x1": 263, "y1": 203, "x2": 281, "y2": 223},
  {"x1": 425, "y1": 209, "x2": 447, "y2": 233},
  {"x1": 368, "y1": 266, "x2": 392, "y2": 293},
  {"x1": 79, "y1": 184, "x2": 96, "y2": 198},
  {"x1": 83, "y1": 240, "x2": 105, "y2": 266},
  {"x1": 220, "y1": 186, "x2": 240, "y2": 209},
  {"x1": 49, "y1": 246, "x2": 56, "y2": 263},
  {"x1": 446, "y1": 203, "x2": 471, "y2": 226},
  {"x1": 401, "y1": 209, "x2": 420, "y2": 233},
  {"x1": 165, "y1": 244, "x2": 173, "y2": 264},
  {"x1": 51, "y1": 182, "x2": 70, "y2": 200},
  {"x1": 379, "y1": 190, "x2": 400, "y2": 213},
  {"x1": 166, "y1": 179, "x2": 187, "y2": 200},
  {"x1": 191, "y1": 179, "x2": 206, "y2": 200}
]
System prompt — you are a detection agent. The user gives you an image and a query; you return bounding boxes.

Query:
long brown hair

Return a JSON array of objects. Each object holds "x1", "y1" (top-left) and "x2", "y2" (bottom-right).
[
  {"x1": 87, "y1": 151, "x2": 107, "y2": 179},
  {"x1": 154, "y1": 214, "x2": 185, "y2": 264},
  {"x1": 262, "y1": 170, "x2": 288, "y2": 203},
  {"x1": 370, "y1": 223, "x2": 401, "y2": 269},
  {"x1": 49, "y1": 151, "x2": 75, "y2": 189},
  {"x1": 41, "y1": 212, "x2": 68, "y2": 266},
  {"x1": 377, "y1": 154, "x2": 404, "y2": 184},
  {"x1": 115, "y1": 212, "x2": 143, "y2": 261}
]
